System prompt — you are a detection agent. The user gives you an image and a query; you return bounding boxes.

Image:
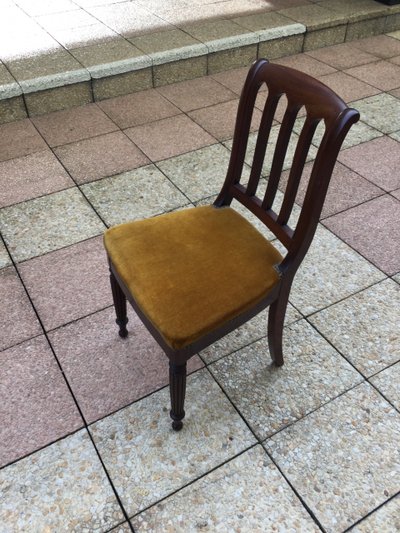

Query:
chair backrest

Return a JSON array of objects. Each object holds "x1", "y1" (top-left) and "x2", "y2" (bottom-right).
[{"x1": 215, "y1": 59, "x2": 360, "y2": 277}]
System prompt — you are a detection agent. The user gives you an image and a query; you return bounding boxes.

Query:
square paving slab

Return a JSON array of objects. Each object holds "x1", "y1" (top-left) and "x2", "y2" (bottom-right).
[
  {"x1": 310, "y1": 279, "x2": 400, "y2": 377},
  {"x1": 210, "y1": 319, "x2": 361, "y2": 439},
  {"x1": 265, "y1": 383, "x2": 400, "y2": 533},
  {"x1": 370, "y1": 362, "x2": 400, "y2": 411},
  {"x1": 90, "y1": 369, "x2": 256, "y2": 516},
  {"x1": 133, "y1": 446, "x2": 320, "y2": 532}
]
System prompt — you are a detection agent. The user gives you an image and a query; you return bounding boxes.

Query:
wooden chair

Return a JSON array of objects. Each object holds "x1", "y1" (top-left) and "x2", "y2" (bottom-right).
[{"x1": 104, "y1": 59, "x2": 359, "y2": 431}]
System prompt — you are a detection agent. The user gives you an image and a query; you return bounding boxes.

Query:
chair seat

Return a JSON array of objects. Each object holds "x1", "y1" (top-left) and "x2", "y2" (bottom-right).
[{"x1": 104, "y1": 205, "x2": 283, "y2": 350}]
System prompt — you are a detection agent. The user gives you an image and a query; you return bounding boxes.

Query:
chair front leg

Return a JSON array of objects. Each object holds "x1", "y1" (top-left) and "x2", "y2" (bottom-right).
[
  {"x1": 109, "y1": 269, "x2": 128, "y2": 338},
  {"x1": 169, "y1": 361, "x2": 187, "y2": 431}
]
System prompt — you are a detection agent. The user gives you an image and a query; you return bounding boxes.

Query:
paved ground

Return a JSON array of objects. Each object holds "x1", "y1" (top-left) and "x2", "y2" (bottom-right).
[{"x1": 0, "y1": 30, "x2": 400, "y2": 533}]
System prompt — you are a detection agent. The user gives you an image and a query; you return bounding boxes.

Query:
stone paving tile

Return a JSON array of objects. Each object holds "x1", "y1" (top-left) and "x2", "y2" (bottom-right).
[
  {"x1": 370, "y1": 362, "x2": 400, "y2": 411},
  {"x1": 54, "y1": 131, "x2": 149, "y2": 184},
  {"x1": 0, "y1": 239, "x2": 11, "y2": 269},
  {"x1": 210, "y1": 320, "x2": 361, "y2": 440},
  {"x1": 125, "y1": 114, "x2": 216, "y2": 162},
  {"x1": 390, "y1": 129, "x2": 400, "y2": 142},
  {"x1": 201, "y1": 304, "x2": 301, "y2": 364},
  {"x1": 49, "y1": 22, "x2": 119, "y2": 49},
  {"x1": 210, "y1": 66, "x2": 251, "y2": 95},
  {"x1": 90, "y1": 368, "x2": 256, "y2": 516},
  {"x1": 265, "y1": 383, "x2": 400, "y2": 533},
  {"x1": 338, "y1": 136, "x2": 400, "y2": 192},
  {"x1": 0, "y1": 335, "x2": 83, "y2": 468},
  {"x1": 276, "y1": 53, "x2": 337, "y2": 76},
  {"x1": 32, "y1": 103, "x2": 118, "y2": 147},
  {"x1": 310, "y1": 279, "x2": 400, "y2": 377},
  {"x1": 350, "y1": 495, "x2": 400, "y2": 532},
  {"x1": 18, "y1": 236, "x2": 111, "y2": 331},
  {"x1": 157, "y1": 144, "x2": 230, "y2": 202},
  {"x1": 317, "y1": 70, "x2": 379, "y2": 102},
  {"x1": 324, "y1": 195, "x2": 400, "y2": 275},
  {"x1": 109, "y1": 523, "x2": 132, "y2": 533},
  {"x1": 133, "y1": 445, "x2": 320, "y2": 532},
  {"x1": 0, "y1": 430, "x2": 124, "y2": 532},
  {"x1": 49, "y1": 307, "x2": 203, "y2": 423},
  {"x1": 346, "y1": 60, "x2": 400, "y2": 92},
  {"x1": 0, "y1": 119, "x2": 47, "y2": 162},
  {"x1": 188, "y1": 98, "x2": 262, "y2": 141},
  {"x1": 351, "y1": 93, "x2": 400, "y2": 134},
  {"x1": 280, "y1": 161, "x2": 384, "y2": 219},
  {"x1": 98, "y1": 88, "x2": 180, "y2": 129},
  {"x1": 288, "y1": 225, "x2": 384, "y2": 315},
  {"x1": 0, "y1": 266, "x2": 42, "y2": 351},
  {"x1": 0, "y1": 150, "x2": 74, "y2": 207},
  {"x1": 0, "y1": 188, "x2": 105, "y2": 262},
  {"x1": 351, "y1": 34, "x2": 400, "y2": 59},
  {"x1": 157, "y1": 76, "x2": 237, "y2": 112},
  {"x1": 81, "y1": 165, "x2": 189, "y2": 226},
  {"x1": 305, "y1": 42, "x2": 378, "y2": 70}
]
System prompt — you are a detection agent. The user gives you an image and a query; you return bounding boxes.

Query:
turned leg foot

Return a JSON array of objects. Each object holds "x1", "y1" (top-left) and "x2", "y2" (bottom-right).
[{"x1": 169, "y1": 362, "x2": 187, "y2": 431}]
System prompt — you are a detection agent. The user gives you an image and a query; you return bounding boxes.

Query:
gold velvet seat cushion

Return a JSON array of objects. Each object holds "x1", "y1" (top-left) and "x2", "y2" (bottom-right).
[{"x1": 104, "y1": 205, "x2": 283, "y2": 350}]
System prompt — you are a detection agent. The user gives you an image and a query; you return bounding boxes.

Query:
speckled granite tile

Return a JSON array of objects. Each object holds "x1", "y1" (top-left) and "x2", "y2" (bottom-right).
[
  {"x1": 90, "y1": 369, "x2": 256, "y2": 515},
  {"x1": 346, "y1": 60, "x2": 400, "y2": 92},
  {"x1": 49, "y1": 307, "x2": 203, "y2": 423},
  {"x1": 350, "y1": 495, "x2": 400, "y2": 532},
  {"x1": 133, "y1": 445, "x2": 320, "y2": 533},
  {"x1": 352, "y1": 34, "x2": 400, "y2": 59},
  {"x1": 0, "y1": 239, "x2": 11, "y2": 269},
  {"x1": 318, "y1": 71, "x2": 379, "y2": 102},
  {"x1": 278, "y1": 3, "x2": 346, "y2": 30},
  {"x1": 32, "y1": 103, "x2": 118, "y2": 147},
  {"x1": 208, "y1": 44, "x2": 258, "y2": 75},
  {"x1": 24, "y1": 82, "x2": 93, "y2": 116},
  {"x1": 324, "y1": 195, "x2": 400, "y2": 275},
  {"x1": 265, "y1": 383, "x2": 400, "y2": 533},
  {"x1": 18, "y1": 236, "x2": 110, "y2": 331},
  {"x1": 153, "y1": 56, "x2": 207, "y2": 87},
  {"x1": 280, "y1": 161, "x2": 383, "y2": 219},
  {"x1": 306, "y1": 42, "x2": 377, "y2": 70},
  {"x1": 0, "y1": 266, "x2": 42, "y2": 351},
  {"x1": 98, "y1": 89, "x2": 180, "y2": 129},
  {"x1": 109, "y1": 523, "x2": 132, "y2": 533},
  {"x1": 346, "y1": 16, "x2": 387, "y2": 42},
  {"x1": 390, "y1": 130, "x2": 400, "y2": 142},
  {"x1": 370, "y1": 362, "x2": 400, "y2": 411},
  {"x1": 0, "y1": 95, "x2": 27, "y2": 125},
  {"x1": 210, "y1": 320, "x2": 361, "y2": 439},
  {"x1": 288, "y1": 225, "x2": 385, "y2": 315},
  {"x1": 54, "y1": 131, "x2": 149, "y2": 184},
  {"x1": 157, "y1": 76, "x2": 237, "y2": 113},
  {"x1": 81, "y1": 165, "x2": 189, "y2": 226},
  {"x1": 210, "y1": 66, "x2": 251, "y2": 95},
  {"x1": 93, "y1": 68, "x2": 153, "y2": 100},
  {"x1": 351, "y1": 93, "x2": 400, "y2": 134},
  {"x1": 0, "y1": 119, "x2": 47, "y2": 162},
  {"x1": 0, "y1": 188, "x2": 105, "y2": 262},
  {"x1": 188, "y1": 99, "x2": 262, "y2": 141},
  {"x1": 277, "y1": 53, "x2": 337, "y2": 76},
  {"x1": 310, "y1": 279, "x2": 400, "y2": 377},
  {"x1": 0, "y1": 430, "x2": 123, "y2": 532},
  {"x1": 0, "y1": 336, "x2": 83, "y2": 468},
  {"x1": 0, "y1": 150, "x2": 74, "y2": 208},
  {"x1": 201, "y1": 304, "x2": 301, "y2": 364},
  {"x1": 338, "y1": 136, "x2": 400, "y2": 192},
  {"x1": 49, "y1": 23, "x2": 119, "y2": 49},
  {"x1": 125, "y1": 114, "x2": 216, "y2": 162},
  {"x1": 157, "y1": 144, "x2": 230, "y2": 202}
]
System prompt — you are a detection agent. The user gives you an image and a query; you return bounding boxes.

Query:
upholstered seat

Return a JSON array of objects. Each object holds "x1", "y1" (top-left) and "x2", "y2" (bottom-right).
[{"x1": 104, "y1": 205, "x2": 282, "y2": 350}]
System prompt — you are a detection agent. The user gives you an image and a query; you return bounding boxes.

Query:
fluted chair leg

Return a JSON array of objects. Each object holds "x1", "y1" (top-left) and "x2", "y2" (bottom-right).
[
  {"x1": 110, "y1": 270, "x2": 128, "y2": 338},
  {"x1": 169, "y1": 362, "x2": 187, "y2": 431}
]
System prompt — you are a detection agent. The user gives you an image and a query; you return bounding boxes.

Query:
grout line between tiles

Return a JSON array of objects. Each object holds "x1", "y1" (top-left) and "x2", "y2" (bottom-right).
[{"x1": 342, "y1": 489, "x2": 400, "y2": 532}]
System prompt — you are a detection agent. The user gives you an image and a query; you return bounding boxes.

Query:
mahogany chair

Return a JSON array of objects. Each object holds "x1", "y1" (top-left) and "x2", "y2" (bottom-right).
[{"x1": 104, "y1": 59, "x2": 359, "y2": 431}]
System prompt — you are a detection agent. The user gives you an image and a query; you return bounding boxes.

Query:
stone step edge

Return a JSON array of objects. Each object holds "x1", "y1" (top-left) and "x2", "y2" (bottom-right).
[{"x1": 1, "y1": 23, "x2": 305, "y2": 99}]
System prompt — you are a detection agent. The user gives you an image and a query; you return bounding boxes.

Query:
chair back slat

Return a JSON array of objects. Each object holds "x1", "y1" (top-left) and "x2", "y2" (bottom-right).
[
  {"x1": 245, "y1": 92, "x2": 280, "y2": 197},
  {"x1": 215, "y1": 59, "x2": 359, "y2": 276},
  {"x1": 262, "y1": 101, "x2": 301, "y2": 210},
  {"x1": 276, "y1": 116, "x2": 320, "y2": 226}
]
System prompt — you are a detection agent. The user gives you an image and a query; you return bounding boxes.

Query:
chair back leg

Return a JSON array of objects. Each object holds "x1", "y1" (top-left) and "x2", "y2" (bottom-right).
[
  {"x1": 267, "y1": 282, "x2": 291, "y2": 367},
  {"x1": 110, "y1": 270, "x2": 129, "y2": 338},
  {"x1": 169, "y1": 362, "x2": 187, "y2": 431}
]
